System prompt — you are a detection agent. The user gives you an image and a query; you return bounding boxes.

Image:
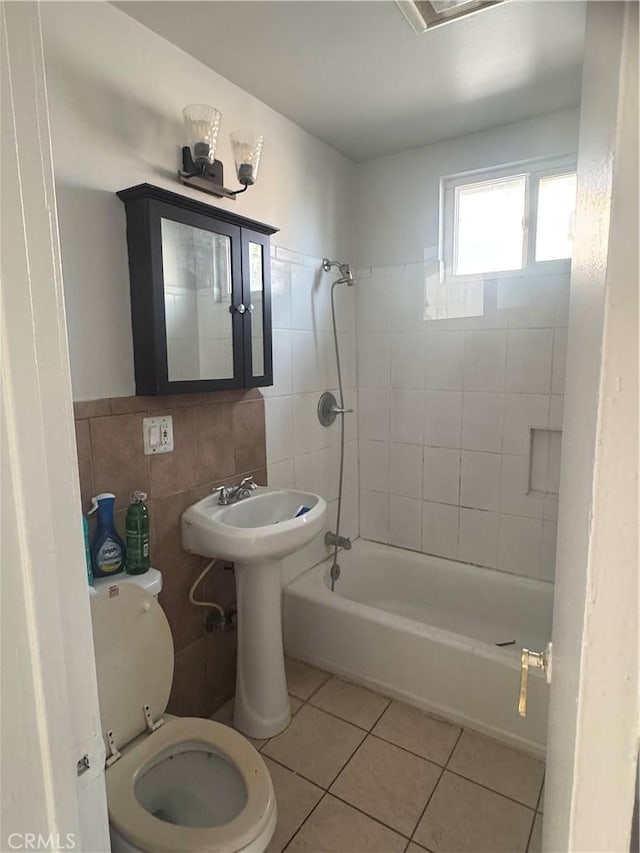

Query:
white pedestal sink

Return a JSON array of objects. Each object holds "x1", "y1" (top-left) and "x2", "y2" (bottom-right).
[{"x1": 182, "y1": 487, "x2": 327, "y2": 739}]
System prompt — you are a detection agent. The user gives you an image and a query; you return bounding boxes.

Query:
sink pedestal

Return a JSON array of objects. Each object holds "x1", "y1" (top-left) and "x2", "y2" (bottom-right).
[{"x1": 233, "y1": 559, "x2": 291, "y2": 740}]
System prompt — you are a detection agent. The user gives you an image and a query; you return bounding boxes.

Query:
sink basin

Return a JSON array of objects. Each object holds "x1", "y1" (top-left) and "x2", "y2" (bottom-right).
[
  {"x1": 181, "y1": 486, "x2": 327, "y2": 740},
  {"x1": 182, "y1": 486, "x2": 327, "y2": 564}
]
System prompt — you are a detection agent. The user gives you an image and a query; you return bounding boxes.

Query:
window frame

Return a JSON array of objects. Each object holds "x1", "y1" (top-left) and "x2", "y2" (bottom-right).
[{"x1": 439, "y1": 154, "x2": 577, "y2": 283}]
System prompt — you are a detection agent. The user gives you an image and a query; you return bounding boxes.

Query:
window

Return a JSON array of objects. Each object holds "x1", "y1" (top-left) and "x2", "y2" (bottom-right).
[{"x1": 441, "y1": 157, "x2": 577, "y2": 280}]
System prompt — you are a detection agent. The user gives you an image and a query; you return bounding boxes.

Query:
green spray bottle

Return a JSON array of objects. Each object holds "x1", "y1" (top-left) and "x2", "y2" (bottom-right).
[{"x1": 125, "y1": 491, "x2": 150, "y2": 575}]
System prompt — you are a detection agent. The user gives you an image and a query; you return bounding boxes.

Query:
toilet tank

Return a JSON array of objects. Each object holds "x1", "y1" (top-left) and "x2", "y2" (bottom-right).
[{"x1": 91, "y1": 567, "x2": 163, "y2": 598}]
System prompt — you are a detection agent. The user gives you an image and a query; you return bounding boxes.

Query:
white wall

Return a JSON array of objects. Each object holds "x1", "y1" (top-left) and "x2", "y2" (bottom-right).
[
  {"x1": 42, "y1": 1, "x2": 359, "y2": 584},
  {"x1": 265, "y1": 248, "x2": 358, "y2": 583},
  {"x1": 41, "y1": 1, "x2": 354, "y2": 401},
  {"x1": 355, "y1": 109, "x2": 580, "y2": 268},
  {"x1": 545, "y1": 3, "x2": 639, "y2": 849},
  {"x1": 352, "y1": 111, "x2": 580, "y2": 582}
]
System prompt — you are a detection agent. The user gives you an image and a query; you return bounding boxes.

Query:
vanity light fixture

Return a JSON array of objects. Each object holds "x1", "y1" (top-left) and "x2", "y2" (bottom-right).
[{"x1": 179, "y1": 104, "x2": 264, "y2": 200}]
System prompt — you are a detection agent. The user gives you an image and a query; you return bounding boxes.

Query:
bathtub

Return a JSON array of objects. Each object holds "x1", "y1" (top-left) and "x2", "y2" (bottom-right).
[{"x1": 283, "y1": 539, "x2": 552, "y2": 756}]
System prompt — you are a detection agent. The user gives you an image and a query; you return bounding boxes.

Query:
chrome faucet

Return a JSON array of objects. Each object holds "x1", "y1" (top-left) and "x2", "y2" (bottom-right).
[{"x1": 214, "y1": 476, "x2": 258, "y2": 505}]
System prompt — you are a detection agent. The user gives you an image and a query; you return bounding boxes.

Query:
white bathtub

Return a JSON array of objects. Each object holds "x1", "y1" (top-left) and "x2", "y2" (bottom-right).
[{"x1": 283, "y1": 539, "x2": 552, "y2": 756}]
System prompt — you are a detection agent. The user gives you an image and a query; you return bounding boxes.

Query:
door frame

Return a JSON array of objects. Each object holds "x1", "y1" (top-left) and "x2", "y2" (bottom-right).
[
  {"x1": 544, "y1": 3, "x2": 638, "y2": 851},
  {"x1": 1, "y1": 3, "x2": 109, "y2": 850}
]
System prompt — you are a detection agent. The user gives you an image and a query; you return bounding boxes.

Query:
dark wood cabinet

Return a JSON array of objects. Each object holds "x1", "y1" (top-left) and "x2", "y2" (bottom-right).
[{"x1": 117, "y1": 184, "x2": 278, "y2": 395}]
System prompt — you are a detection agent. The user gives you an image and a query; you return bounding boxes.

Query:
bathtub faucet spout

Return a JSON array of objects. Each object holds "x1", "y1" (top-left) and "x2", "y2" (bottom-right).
[{"x1": 325, "y1": 531, "x2": 352, "y2": 550}]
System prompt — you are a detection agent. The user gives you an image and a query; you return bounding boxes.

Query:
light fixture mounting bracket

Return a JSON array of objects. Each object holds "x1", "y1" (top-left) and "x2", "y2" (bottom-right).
[{"x1": 179, "y1": 146, "x2": 245, "y2": 200}]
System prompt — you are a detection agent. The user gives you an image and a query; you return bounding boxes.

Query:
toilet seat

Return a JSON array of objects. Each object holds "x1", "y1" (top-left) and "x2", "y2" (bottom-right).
[{"x1": 106, "y1": 716, "x2": 276, "y2": 853}]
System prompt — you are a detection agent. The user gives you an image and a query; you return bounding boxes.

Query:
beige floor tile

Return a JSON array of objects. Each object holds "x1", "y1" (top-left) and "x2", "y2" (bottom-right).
[
  {"x1": 528, "y1": 813, "x2": 542, "y2": 853},
  {"x1": 406, "y1": 844, "x2": 429, "y2": 852},
  {"x1": 330, "y1": 735, "x2": 441, "y2": 836},
  {"x1": 372, "y1": 701, "x2": 461, "y2": 766},
  {"x1": 414, "y1": 771, "x2": 533, "y2": 853},
  {"x1": 448, "y1": 730, "x2": 545, "y2": 807},
  {"x1": 263, "y1": 704, "x2": 365, "y2": 788},
  {"x1": 286, "y1": 658, "x2": 330, "y2": 700},
  {"x1": 290, "y1": 695, "x2": 303, "y2": 714},
  {"x1": 287, "y1": 794, "x2": 406, "y2": 852},
  {"x1": 311, "y1": 677, "x2": 390, "y2": 729},
  {"x1": 262, "y1": 758, "x2": 323, "y2": 853}
]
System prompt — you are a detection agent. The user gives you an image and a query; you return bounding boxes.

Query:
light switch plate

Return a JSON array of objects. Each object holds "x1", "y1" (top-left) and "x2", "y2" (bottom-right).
[{"x1": 143, "y1": 415, "x2": 174, "y2": 455}]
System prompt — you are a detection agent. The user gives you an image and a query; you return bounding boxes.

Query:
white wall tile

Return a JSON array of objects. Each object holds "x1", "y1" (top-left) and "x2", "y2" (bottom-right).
[
  {"x1": 357, "y1": 274, "x2": 394, "y2": 333},
  {"x1": 506, "y1": 329, "x2": 554, "y2": 393},
  {"x1": 543, "y1": 493, "x2": 559, "y2": 522},
  {"x1": 358, "y1": 388, "x2": 390, "y2": 441},
  {"x1": 497, "y1": 515, "x2": 543, "y2": 578},
  {"x1": 359, "y1": 440, "x2": 390, "y2": 493},
  {"x1": 265, "y1": 396, "x2": 294, "y2": 464},
  {"x1": 423, "y1": 447, "x2": 460, "y2": 505},
  {"x1": 358, "y1": 332, "x2": 391, "y2": 389},
  {"x1": 424, "y1": 330, "x2": 465, "y2": 390},
  {"x1": 292, "y1": 392, "x2": 332, "y2": 455},
  {"x1": 463, "y1": 330, "x2": 507, "y2": 391},
  {"x1": 270, "y1": 259, "x2": 292, "y2": 330},
  {"x1": 549, "y1": 394, "x2": 564, "y2": 429},
  {"x1": 502, "y1": 275, "x2": 558, "y2": 329},
  {"x1": 360, "y1": 490, "x2": 389, "y2": 543},
  {"x1": 551, "y1": 328, "x2": 567, "y2": 393},
  {"x1": 390, "y1": 390, "x2": 424, "y2": 444},
  {"x1": 333, "y1": 283, "x2": 356, "y2": 334},
  {"x1": 458, "y1": 508, "x2": 499, "y2": 568},
  {"x1": 460, "y1": 450, "x2": 501, "y2": 511},
  {"x1": 500, "y1": 454, "x2": 544, "y2": 519},
  {"x1": 291, "y1": 263, "x2": 326, "y2": 331},
  {"x1": 391, "y1": 264, "x2": 427, "y2": 333},
  {"x1": 541, "y1": 521, "x2": 558, "y2": 581},
  {"x1": 389, "y1": 443, "x2": 423, "y2": 499},
  {"x1": 338, "y1": 332, "x2": 357, "y2": 389},
  {"x1": 294, "y1": 447, "x2": 333, "y2": 499},
  {"x1": 461, "y1": 392, "x2": 504, "y2": 452},
  {"x1": 263, "y1": 329, "x2": 292, "y2": 398},
  {"x1": 391, "y1": 333, "x2": 425, "y2": 389},
  {"x1": 389, "y1": 495, "x2": 422, "y2": 551},
  {"x1": 268, "y1": 458, "x2": 294, "y2": 489},
  {"x1": 424, "y1": 390, "x2": 463, "y2": 448},
  {"x1": 502, "y1": 393, "x2": 549, "y2": 455},
  {"x1": 422, "y1": 501, "x2": 459, "y2": 559}
]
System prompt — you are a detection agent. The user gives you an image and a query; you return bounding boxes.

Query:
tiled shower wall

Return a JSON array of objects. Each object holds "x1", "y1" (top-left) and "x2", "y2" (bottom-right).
[
  {"x1": 264, "y1": 246, "x2": 359, "y2": 584},
  {"x1": 356, "y1": 265, "x2": 568, "y2": 582},
  {"x1": 74, "y1": 389, "x2": 266, "y2": 717}
]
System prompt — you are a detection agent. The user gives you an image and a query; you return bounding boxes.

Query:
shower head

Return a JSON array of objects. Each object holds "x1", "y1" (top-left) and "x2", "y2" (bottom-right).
[{"x1": 322, "y1": 258, "x2": 355, "y2": 286}]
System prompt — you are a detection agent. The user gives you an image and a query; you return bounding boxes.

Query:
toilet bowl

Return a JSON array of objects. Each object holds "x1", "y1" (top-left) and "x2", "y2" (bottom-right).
[{"x1": 90, "y1": 577, "x2": 276, "y2": 853}]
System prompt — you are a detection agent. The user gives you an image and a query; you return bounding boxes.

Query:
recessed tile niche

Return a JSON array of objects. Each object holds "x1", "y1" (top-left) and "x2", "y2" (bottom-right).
[{"x1": 529, "y1": 428, "x2": 562, "y2": 495}]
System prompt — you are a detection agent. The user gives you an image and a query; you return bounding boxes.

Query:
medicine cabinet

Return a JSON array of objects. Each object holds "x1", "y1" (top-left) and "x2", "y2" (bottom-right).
[{"x1": 117, "y1": 184, "x2": 278, "y2": 395}]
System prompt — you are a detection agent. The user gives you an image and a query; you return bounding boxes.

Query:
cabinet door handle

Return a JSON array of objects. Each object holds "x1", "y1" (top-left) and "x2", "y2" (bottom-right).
[
  {"x1": 247, "y1": 303, "x2": 255, "y2": 313},
  {"x1": 235, "y1": 303, "x2": 247, "y2": 314}
]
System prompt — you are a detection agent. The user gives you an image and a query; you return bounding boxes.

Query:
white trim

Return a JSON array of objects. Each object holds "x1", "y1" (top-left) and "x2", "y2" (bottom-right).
[
  {"x1": 440, "y1": 153, "x2": 577, "y2": 284},
  {"x1": 1, "y1": 3, "x2": 109, "y2": 850}
]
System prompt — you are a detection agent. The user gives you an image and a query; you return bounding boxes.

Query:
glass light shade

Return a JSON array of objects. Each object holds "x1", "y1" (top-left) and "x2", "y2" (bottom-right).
[
  {"x1": 230, "y1": 131, "x2": 264, "y2": 186},
  {"x1": 183, "y1": 104, "x2": 221, "y2": 167}
]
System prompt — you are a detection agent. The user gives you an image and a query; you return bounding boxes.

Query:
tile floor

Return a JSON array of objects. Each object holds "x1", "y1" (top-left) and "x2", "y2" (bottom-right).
[{"x1": 212, "y1": 659, "x2": 545, "y2": 853}]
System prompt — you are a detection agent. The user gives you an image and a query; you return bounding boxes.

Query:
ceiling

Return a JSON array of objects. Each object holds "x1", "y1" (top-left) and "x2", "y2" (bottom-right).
[{"x1": 116, "y1": 0, "x2": 586, "y2": 162}]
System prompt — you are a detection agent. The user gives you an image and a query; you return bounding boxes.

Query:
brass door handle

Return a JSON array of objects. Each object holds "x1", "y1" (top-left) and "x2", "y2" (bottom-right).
[{"x1": 518, "y1": 645, "x2": 552, "y2": 717}]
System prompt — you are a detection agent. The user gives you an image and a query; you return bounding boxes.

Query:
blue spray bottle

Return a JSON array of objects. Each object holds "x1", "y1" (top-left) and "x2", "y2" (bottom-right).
[{"x1": 89, "y1": 493, "x2": 126, "y2": 578}]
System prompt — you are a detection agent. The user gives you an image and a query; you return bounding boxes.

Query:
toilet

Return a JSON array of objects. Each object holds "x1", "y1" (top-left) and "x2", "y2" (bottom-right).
[{"x1": 90, "y1": 570, "x2": 277, "y2": 853}]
